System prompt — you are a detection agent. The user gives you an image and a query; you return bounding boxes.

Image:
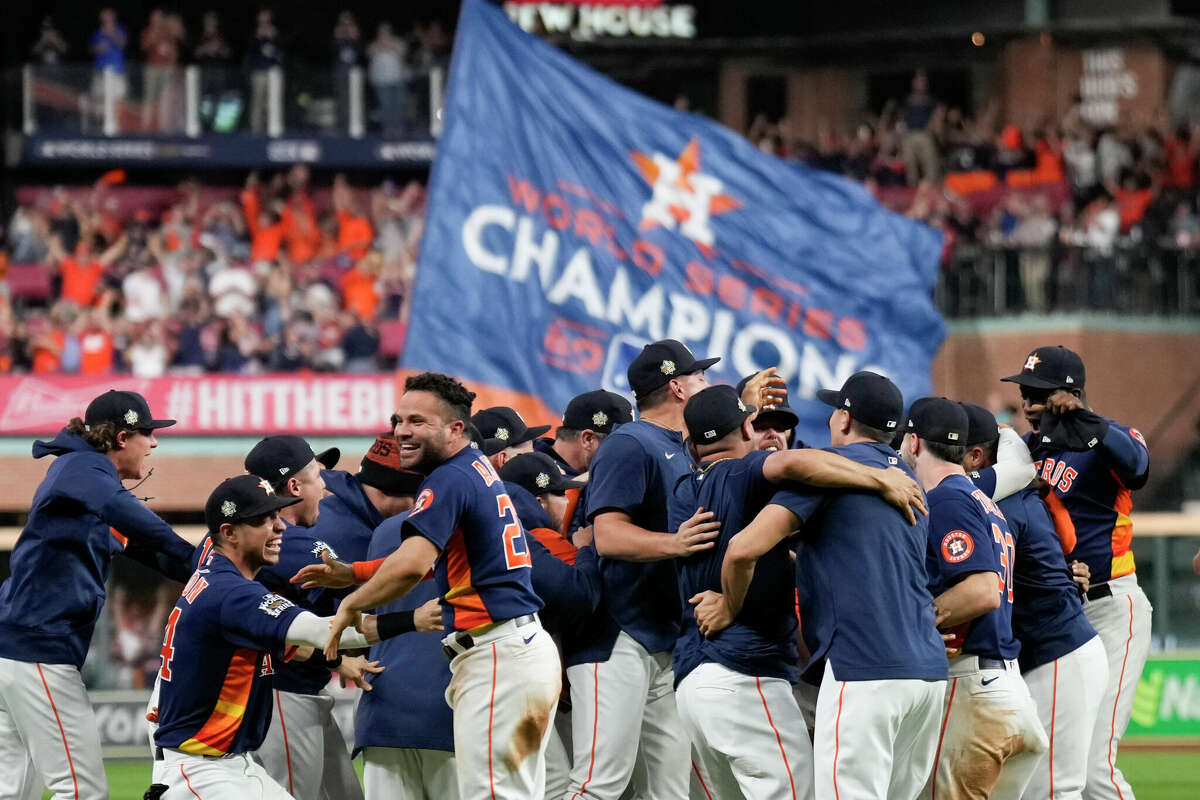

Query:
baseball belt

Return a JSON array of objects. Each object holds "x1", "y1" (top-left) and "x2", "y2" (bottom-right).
[
  {"x1": 1085, "y1": 583, "x2": 1113, "y2": 602},
  {"x1": 442, "y1": 613, "x2": 538, "y2": 661}
]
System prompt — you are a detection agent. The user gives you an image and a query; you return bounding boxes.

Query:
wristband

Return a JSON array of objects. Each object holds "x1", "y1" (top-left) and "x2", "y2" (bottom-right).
[
  {"x1": 376, "y1": 610, "x2": 416, "y2": 640},
  {"x1": 353, "y1": 557, "x2": 385, "y2": 583}
]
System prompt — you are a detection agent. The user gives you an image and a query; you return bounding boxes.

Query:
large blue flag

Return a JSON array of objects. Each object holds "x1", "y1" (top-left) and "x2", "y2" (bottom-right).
[{"x1": 402, "y1": 0, "x2": 944, "y2": 445}]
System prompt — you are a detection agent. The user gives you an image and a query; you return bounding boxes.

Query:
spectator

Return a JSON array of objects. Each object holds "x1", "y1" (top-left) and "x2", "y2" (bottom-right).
[
  {"x1": 333, "y1": 11, "x2": 363, "y2": 131},
  {"x1": 78, "y1": 309, "x2": 115, "y2": 374},
  {"x1": 140, "y1": 9, "x2": 183, "y2": 132},
  {"x1": 31, "y1": 17, "x2": 68, "y2": 65},
  {"x1": 122, "y1": 264, "x2": 166, "y2": 324},
  {"x1": 1170, "y1": 199, "x2": 1200, "y2": 248},
  {"x1": 1165, "y1": 123, "x2": 1199, "y2": 191},
  {"x1": 269, "y1": 318, "x2": 315, "y2": 371},
  {"x1": 333, "y1": 176, "x2": 374, "y2": 261},
  {"x1": 169, "y1": 297, "x2": 212, "y2": 373},
  {"x1": 900, "y1": 70, "x2": 943, "y2": 185},
  {"x1": 341, "y1": 252, "x2": 381, "y2": 321},
  {"x1": 7, "y1": 207, "x2": 51, "y2": 264},
  {"x1": 209, "y1": 261, "x2": 258, "y2": 319},
  {"x1": 126, "y1": 321, "x2": 170, "y2": 377},
  {"x1": 246, "y1": 9, "x2": 283, "y2": 134},
  {"x1": 90, "y1": 9, "x2": 129, "y2": 128},
  {"x1": 368, "y1": 22, "x2": 408, "y2": 135},
  {"x1": 48, "y1": 232, "x2": 123, "y2": 309},
  {"x1": 194, "y1": 11, "x2": 236, "y2": 132},
  {"x1": 1012, "y1": 194, "x2": 1058, "y2": 312},
  {"x1": 1111, "y1": 170, "x2": 1155, "y2": 233},
  {"x1": 341, "y1": 315, "x2": 379, "y2": 372}
]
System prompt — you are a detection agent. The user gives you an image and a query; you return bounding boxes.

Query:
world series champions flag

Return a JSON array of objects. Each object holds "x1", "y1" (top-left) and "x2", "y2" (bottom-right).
[{"x1": 401, "y1": 0, "x2": 946, "y2": 444}]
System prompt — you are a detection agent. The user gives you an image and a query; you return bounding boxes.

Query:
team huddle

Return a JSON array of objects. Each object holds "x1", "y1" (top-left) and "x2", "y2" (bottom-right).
[{"x1": 0, "y1": 338, "x2": 1152, "y2": 800}]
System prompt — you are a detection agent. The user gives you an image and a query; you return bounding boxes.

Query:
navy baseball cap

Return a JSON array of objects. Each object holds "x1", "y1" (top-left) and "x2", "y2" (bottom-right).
[
  {"x1": 245, "y1": 435, "x2": 340, "y2": 488},
  {"x1": 85, "y1": 390, "x2": 175, "y2": 431},
  {"x1": 562, "y1": 390, "x2": 633, "y2": 435},
  {"x1": 465, "y1": 422, "x2": 486, "y2": 451},
  {"x1": 960, "y1": 402, "x2": 1000, "y2": 447},
  {"x1": 357, "y1": 435, "x2": 425, "y2": 497},
  {"x1": 471, "y1": 407, "x2": 550, "y2": 450},
  {"x1": 817, "y1": 371, "x2": 903, "y2": 432},
  {"x1": 499, "y1": 452, "x2": 585, "y2": 496},
  {"x1": 736, "y1": 373, "x2": 799, "y2": 433},
  {"x1": 905, "y1": 397, "x2": 969, "y2": 446},
  {"x1": 685, "y1": 385, "x2": 755, "y2": 445},
  {"x1": 205, "y1": 474, "x2": 300, "y2": 532},
  {"x1": 627, "y1": 339, "x2": 720, "y2": 398},
  {"x1": 1001, "y1": 346, "x2": 1086, "y2": 391}
]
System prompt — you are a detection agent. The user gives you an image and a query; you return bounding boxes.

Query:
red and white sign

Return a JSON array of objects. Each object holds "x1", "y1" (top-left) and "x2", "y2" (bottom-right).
[{"x1": 0, "y1": 374, "x2": 396, "y2": 435}]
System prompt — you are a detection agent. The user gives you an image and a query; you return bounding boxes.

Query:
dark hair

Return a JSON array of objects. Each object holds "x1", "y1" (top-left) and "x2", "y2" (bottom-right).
[
  {"x1": 924, "y1": 439, "x2": 966, "y2": 464},
  {"x1": 635, "y1": 382, "x2": 672, "y2": 413},
  {"x1": 849, "y1": 418, "x2": 896, "y2": 445},
  {"x1": 65, "y1": 417, "x2": 120, "y2": 452},
  {"x1": 404, "y1": 372, "x2": 475, "y2": 423}
]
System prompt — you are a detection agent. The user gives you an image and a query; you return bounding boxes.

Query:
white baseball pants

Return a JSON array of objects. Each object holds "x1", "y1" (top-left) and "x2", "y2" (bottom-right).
[
  {"x1": 161, "y1": 748, "x2": 292, "y2": 799},
  {"x1": 0, "y1": 657, "x2": 107, "y2": 800},
  {"x1": 922, "y1": 657, "x2": 1048, "y2": 800},
  {"x1": 563, "y1": 631, "x2": 690, "y2": 800},
  {"x1": 444, "y1": 617, "x2": 562, "y2": 800},
  {"x1": 675, "y1": 661, "x2": 814, "y2": 800},
  {"x1": 362, "y1": 747, "x2": 459, "y2": 800},
  {"x1": 1021, "y1": 635, "x2": 1108, "y2": 800},
  {"x1": 815, "y1": 660, "x2": 946, "y2": 800},
  {"x1": 254, "y1": 688, "x2": 363, "y2": 800},
  {"x1": 1081, "y1": 576, "x2": 1152, "y2": 800}
]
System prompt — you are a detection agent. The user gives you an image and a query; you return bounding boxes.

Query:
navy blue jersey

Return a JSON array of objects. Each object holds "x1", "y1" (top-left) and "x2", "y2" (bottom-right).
[
  {"x1": 926, "y1": 473, "x2": 1020, "y2": 662},
  {"x1": 257, "y1": 471, "x2": 381, "y2": 695},
  {"x1": 668, "y1": 450, "x2": 797, "y2": 684},
  {"x1": 355, "y1": 512, "x2": 454, "y2": 753},
  {"x1": 1026, "y1": 420, "x2": 1149, "y2": 583},
  {"x1": 154, "y1": 554, "x2": 304, "y2": 755},
  {"x1": 586, "y1": 420, "x2": 692, "y2": 654},
  {"x1": 402, "y1": 447, "x2": 542, "y2": 632},
  {"x1": 772, "y1": 443, "x2": 948, "y2": 682},
  {"x1": 0, "y1": 430, "x2": 194, "y2": 668}
]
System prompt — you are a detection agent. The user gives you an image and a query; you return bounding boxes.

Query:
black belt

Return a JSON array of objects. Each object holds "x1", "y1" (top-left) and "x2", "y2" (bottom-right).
[
  {"x1": 442, "y1": 614, "x2": 537, "y2": 661},
  {"x1": 977, "y1": 657, "x2": 1009, "y2": 671},
  {"x1": 1086, "y1": 584, "x2": 1113, "y2": 602},
  {"x1": 154, "y1": 746, "x2": 163, "y2": 762}
]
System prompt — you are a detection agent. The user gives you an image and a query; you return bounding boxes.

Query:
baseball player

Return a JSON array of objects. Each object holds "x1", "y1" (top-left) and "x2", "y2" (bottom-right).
[
  {"x1": 960, "y1": 402, "x2": 1107, "y2": 800},
  {"x1": 735, "y1": 373, "x2": 802, "y2": 450},
  {"x1": 535, "y1": 390, "x2": 634, "y2": 478},
  {"x1": 1000, "y1": 346, "x2": 1151, "y2": 800},
  {"x1": 152, "y1": 474, "x2": 392, "y2": 799},
  {"x1": 901, "y1": 398, "x2": 1047, "y2": 799},
  {"x1": 0, "y1": 390, "x2": 192, "y2": 800},
  {"x1": 670, "y1": 380, "x2": 931, "y2": 800},
  {"x1": 472, "y1": 406, "x2": 552, "y2": 471},
  {"x1": 326, "y1": 372, "x2": 561, "y2": 800}
]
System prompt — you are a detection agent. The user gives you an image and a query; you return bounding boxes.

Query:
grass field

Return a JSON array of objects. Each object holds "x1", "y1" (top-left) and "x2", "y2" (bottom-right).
[{"x1": 42, "y1": 750, "x2": 1200, "y2": 799}]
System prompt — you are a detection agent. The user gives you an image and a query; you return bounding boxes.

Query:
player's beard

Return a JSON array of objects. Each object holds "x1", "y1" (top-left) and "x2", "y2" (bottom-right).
[{"x1": 406, "y1": 427, "x2": 453, "y2": 474}]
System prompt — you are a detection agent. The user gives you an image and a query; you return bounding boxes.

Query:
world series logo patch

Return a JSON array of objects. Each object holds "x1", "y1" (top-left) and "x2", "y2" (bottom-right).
[{"x1": 941, "y1": 530, "x2": 974, "y2": 564}]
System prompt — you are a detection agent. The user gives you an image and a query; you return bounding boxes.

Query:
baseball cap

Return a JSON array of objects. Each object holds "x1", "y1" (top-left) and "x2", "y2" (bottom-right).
[
  {"x1": 356, "y1": 435, "x2": 425, "y2": 497},
  {"x1": 905, "y1": 397, "x2": 970, "y2": 446},
  {"x1": 1001, "y1": 346, "x2": 1086, "y2": 390},
  {"x1": 627, "y1": 339, "x2": 720, "y2": 399},
  {"x1": 685, "y1": 385, "x2": 755, "y2": 445},
  {"x1": 735, "y1": 374, "x2": 799, "y2": 433},
  {"x1": 816, "y1": 371, "x2": 903, "y2": 431},
  {"x1": 205, "y1": 474, "x2": 300, "y2": 532},
  {"x1": 85, "y1": 390, "x2": 175, "y2": 431},
  {"x1": 245, "y1": 435, "x2": 340, "y2": 488},
  {"x1": 499, "y1": 452, "x2": 585, "y2": 496},
  {"x1": 562, "y1": 390, "x2": 633, "y2": 435},
  {"x1": 465, "y1": 422, "x2": 486, "y2": 451},
  {"x1": 471, "y1": 407, "x2": 551, "y2": 451},
  {"x1": 960, "y1": 402, "x2": 1000, "y2": 447}
]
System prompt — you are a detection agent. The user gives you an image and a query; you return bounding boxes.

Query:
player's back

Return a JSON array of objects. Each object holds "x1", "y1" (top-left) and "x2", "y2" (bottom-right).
[
  {"x1": 402, "y1": 446, "x2": 542, "y2": 632},
  {"x1": 778, "y1": 442, "x2": 947, "y2": 681},
  {"x1": 155, "y1": 554, "x2": 302, "y2": 756}
]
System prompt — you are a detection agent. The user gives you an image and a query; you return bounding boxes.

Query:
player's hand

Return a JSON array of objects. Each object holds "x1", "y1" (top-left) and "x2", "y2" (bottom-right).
[
  {"x1": 674, "y1": 508, "x2": 720, "y2": 556},
  {"x1": 324, "y1": 604, "x2": 362, "y2": 661},
  {"x1": 739, "y1": 367, "x2": 787, "y2": 412},
  {"x1": 876, "y1": 467, "x2": 927, "y2": 524},
  {"x1": 690, "y1": 590, "x2": 733, "y2": 638},
  {"x1": 572, "y1": 524, "x2": 595, "y2": 548},
  {"x1": 291, "y1": 645, "x2": 316, "y2": 662},
  {"x1": 1046, "y1": 390, "x2": 1084, "y2": 416},
  {"x1": 292, "y1": 550, "x2": 355, "y2": 589},
  {"x1": 335, "y1": 655, "x2": 384, "y2": 691},
  {"x1": 414, "y1": 598, "x2": 444, "y2": 633},
  {"x1": 1070, "y1": 560, "x2": 1091, "y2": 594}
]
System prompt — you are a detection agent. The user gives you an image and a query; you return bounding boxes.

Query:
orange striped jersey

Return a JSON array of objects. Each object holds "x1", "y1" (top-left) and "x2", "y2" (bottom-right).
[
  {"x1": 1026, "y1": 419, "x2": 1150, "y2": 584},
  {"x1": 153, "y1": 554, "x2": 303, "y2": 755},
  {"x1": 402, "y1": 446, "x2": 543, "y2": 632}
]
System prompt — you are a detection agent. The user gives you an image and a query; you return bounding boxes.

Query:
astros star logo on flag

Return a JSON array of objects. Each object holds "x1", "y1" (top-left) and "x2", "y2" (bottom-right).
[{"x1": 631, "y1": 137, "x2": 741, "y2": 258}]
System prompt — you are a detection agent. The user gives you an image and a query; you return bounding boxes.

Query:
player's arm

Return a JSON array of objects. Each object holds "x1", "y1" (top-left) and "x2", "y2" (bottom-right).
[
  {"x1": 528, "y1": 535, "x2": 601, "y2": 618},
  {"x1": 987, "y1": 427, "x2": 1037, "y2": 501},
  {"x1": 593, "y1": 509, "x2": 719, "y2": 561},
  {"x1": 98, "y1": 485, "x2": 195, "y2": 581},
  {"x1": 761, "y1": 449, "x2": 926, "y2": 523},
  {"x1": 932, "y1": 572, "x2": 1001, "y2": 628},
  {"x1": 285, "y1": 610, "x2": 371, "y2": 650},
  {"x1": 722, "y1": 504, "x2": 800, "y2": 617},
  {"x1": 291, "y1": 550, "x2": 375, "y2": 589},
  {"x1": 1097, "y1": 424, "x2": 1150, "y2": 487}
]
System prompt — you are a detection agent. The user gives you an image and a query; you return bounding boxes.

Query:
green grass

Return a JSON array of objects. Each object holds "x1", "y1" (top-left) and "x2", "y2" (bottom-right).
[{"x1": 42, "y1": 750, "x2": 1200, "y2": 799}]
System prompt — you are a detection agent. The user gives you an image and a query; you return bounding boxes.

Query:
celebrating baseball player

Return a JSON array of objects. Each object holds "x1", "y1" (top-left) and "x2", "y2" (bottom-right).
[
  {"x1": 0, "y1": 390, "x2": 192, "y2": 800},
  {"x1": 717, "y1": 373, "x2": 946, "y2": 800},
  {"x1": 325, "y1": 372, "x2": 561, "y2": 800},
  {"x1": 1001, "y1": 345, "x2": 1151, "y2": 800}
]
